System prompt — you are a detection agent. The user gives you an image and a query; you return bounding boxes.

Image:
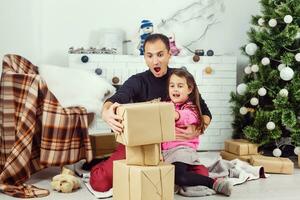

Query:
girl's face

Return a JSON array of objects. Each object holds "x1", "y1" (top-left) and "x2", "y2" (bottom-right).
[{"x1": 168, "y1": 74, "x2": 192, "y2": 104}]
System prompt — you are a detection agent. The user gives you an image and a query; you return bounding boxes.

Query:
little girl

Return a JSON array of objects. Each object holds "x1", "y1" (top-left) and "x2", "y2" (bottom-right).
[{"x1": 162, "y1": 68, "x2": 232, "y2": 196}]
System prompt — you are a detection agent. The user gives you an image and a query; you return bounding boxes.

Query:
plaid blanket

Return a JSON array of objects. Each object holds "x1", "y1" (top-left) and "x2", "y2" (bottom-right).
[{"x1": 0, "y1": 54, "x2": 93, "y2": 198}]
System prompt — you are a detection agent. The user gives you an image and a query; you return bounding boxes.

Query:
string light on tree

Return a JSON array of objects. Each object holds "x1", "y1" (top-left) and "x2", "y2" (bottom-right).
[
  {"x1": 295, "y1": 53, "x2": 300, "y2": 62},
  {"x1": 268, "y1": 19, "x2": 277, "y2": 27},
  {"x1": 279, "y1": 88, "x2": 289, "y2": 97},
  {"x1": 251, "y1": 64, "x2": 259, "y2": 72},
  {"x1": 245, "y1": 43, "x2": 258, "y2": 56},
  {"x1": 244, "y1": 65, "x2": 252, "y2": 74},
  {"x1": 258, "y1": 87, "x2": 267, "y2": 96},
  {"x1": 283, "y1": 15, "x2": 293, "y2": 24},
  {"x1": 261, "y1": 57, "x2": 270, "y2": 65},
  {"x1": 277, "y1": 63, "x2": 286, "y2": 71},
  {"x1": 266, "y1": 121, "x2": 275, "y2": 130},
  {"x1": 258, "y1": 18, "x2": 265, "y2": 26},
  {"x1": 295, "y1": 32, "x2": 300, "y2": 39},
  {"x1": 273, "y1": 148, "x2": 282, "y2": 157},
  {"x1": 250, "y1": 97, "x2": 259, "y2": 106},
  {"x1": 280, "y1": 67, "x2": 294, "y2": 81},
  {"x1": 294, "y1": 147, "x2": 300, "y2": 155},
  {"x1": 237, "y1": 83, "x2": 248, "y2": 95},
  {"x1": 239, "y1": 107, "x2": 248, "y2": 115}
]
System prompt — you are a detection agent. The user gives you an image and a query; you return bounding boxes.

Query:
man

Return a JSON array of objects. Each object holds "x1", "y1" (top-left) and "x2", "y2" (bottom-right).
[{"x1": 90, "y1": 33, "x2": 212, "y2": 192}]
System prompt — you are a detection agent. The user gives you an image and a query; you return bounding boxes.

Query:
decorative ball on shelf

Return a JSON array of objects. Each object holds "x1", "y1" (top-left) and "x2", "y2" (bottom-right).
[
  {"x1": 237, "y1": 83, "x2": 248, "y2": 95},
  {"x1": 295, "y1": 53, "x2": 300, "y2": 62},
  {"x1": 284, "y1": 15, "x2": 293, "y2": 24},
  {"x1": 204, "y1": 66, "x2": 213, "y2": 74},
  {"x1": 266, "y1": 121, "x2": 275, "y2": 130},
  {"x1": 244, "y1": 66, "x2": 252, "y2": 74},
  {"x1": 261, "y1": 57, "x2": 270, "y2": 65},
  {"x1": 280, "y1": 66, "x2": 294, "y2": 81},
  {"x1": 279, "y1": 88, "x2": 289, "y2": 97},
  {"x1": 195, "y1": 49, "x2": 205, "y2": 56},
  {"x1": 258, "y1": 87, "x2": 267, "y2": 96},
  {"x1": 273, "y1": 148, "x2": 282, "y2": 157},
  {"x1": 251, "y1": 64, "x2": 259, "y2": 72},
  {"x1": 268, "y1": 19, "x2": 277, "y2": 27},
  {"x1": 193, "y1": 54, "x2": 200, "y2": 62},
  {"x1": 258, "y1": 18, "x2": 265, "y2": 26},
  {"x1": 239, "y1": 107, "x2": 248, "y2": 115},
  {"x1": 294, "y1": 146, "x2": 300, "y2": 155},
  {"x1": 250, "y1": 97, "x2": 259, "y2": 106},
  {"x1": 277, "y1": 63, "x2": 286, "y2": 71},
  {"x1": 206, "y1": 49, "x2": 214, "y2": 56},
  {"x1": 245, "y1": 43, "x2": 258, "y2": 56}
]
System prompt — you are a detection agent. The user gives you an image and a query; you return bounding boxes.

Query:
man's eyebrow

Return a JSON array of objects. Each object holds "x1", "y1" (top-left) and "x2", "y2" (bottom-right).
[{"x1": 146, "y1": 50, "x2": 165, "y2": 55}]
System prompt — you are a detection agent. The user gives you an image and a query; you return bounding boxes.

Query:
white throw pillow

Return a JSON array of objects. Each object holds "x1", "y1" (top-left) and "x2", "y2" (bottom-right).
[{"x1": 38, "y1": 64, "x2": 115, "y2": 114}]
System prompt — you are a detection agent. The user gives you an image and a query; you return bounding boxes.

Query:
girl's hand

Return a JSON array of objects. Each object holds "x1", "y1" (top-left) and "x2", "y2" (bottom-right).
[{"x1": 175, "y1": 125, "x2": 200, "y2": 140}]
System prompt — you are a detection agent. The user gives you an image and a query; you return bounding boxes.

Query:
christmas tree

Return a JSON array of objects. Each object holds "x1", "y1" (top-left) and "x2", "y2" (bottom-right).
[{"x1": 230, "y1": 0, "x2": 300, "y2": 157}]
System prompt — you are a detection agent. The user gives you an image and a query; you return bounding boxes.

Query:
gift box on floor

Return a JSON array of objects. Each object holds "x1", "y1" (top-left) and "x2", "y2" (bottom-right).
[
  {"x1": 250, "y1": 155, "x2": 294, "y2": 174},
  {"x1": 224, "y1": 139, "x2": 259, "y2": 156},
  {"x1": 113, "y1": 160, "x2": 174, "y2": 200},
  {"x1": 126, "y1": 144, "x2": 161, "y2": 166},
  {"x1": 116, "y1": 102, "x2": 175, "y2": 146},
  {"x1": 89, "y1": 133, "x2": 117, "y2": 158},
  {"x1": 220, "y1": 150, "x2": 252, "y2": 163}
]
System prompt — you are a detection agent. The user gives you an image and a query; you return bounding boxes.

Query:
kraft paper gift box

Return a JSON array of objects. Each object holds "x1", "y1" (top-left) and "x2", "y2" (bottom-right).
[
  {"x1": 126, "y1": 144, "x2": 161, "y2": 166},
  {"x1": 220, "y1": 150, "x2": 252, "y2": 163},
  {"x1": 116, "y1": 102, "x2": 175, "y2": 146},
  {"x1": 113, "y1": 160, "x2": 174, "y2": 200},
  {"x1": 89, "y1": 133, "x2": 117, "y2": 158},
  {"x1": 224, "y1": 139, "x2": 259, "y2": 156},
  {"x1": 250, "y1": 155, "x2": 294, "y2": 174}
]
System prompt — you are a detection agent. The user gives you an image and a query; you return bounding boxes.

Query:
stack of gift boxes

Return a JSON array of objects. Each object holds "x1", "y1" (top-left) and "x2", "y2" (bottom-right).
[
  {"x1": 112, "y1": 102, "x2": 176, "y2": 200},
  {"x1": 221, "y1": 139, "x2": 294, "y2": 174}
]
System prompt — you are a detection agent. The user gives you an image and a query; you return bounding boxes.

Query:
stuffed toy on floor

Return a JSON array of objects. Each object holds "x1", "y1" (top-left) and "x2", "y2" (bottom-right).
[{"x1": 51, "y1": 167, "x2": 81, "y2": 193}]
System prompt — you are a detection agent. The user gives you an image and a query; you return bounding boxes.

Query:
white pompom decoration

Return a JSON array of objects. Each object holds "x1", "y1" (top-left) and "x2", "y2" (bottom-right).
[
  {"x1": 245, "y1": 43, "x2": 258, "y2": 56},
  {"x1": 251, "y1": 64, "x2": 259, "y2": 73},
  {"x1": 258, "y1": 87, "x2": 267, "y2": 96},
  {"x1": 266, "y1": 121, "x2": 275, "y2": 130},
  {"x1": 277, "y1": 63, "x2": 286, "y2": 71},
  {"x1": 261, "y1": 57, "x2": 270, "y2": 65},
  {"x1": 294, "y1": 147, "x2": 300, "y2": 155},
  {"x1": 280, "y1": 67, "x2": 294, "y2": 81},
  {"x1": 268, "y1": 19, "x2": 277, "y2": 27},
  {"x1": 279, "y1": 89, "x2": 289, "y2": 97},
  {"x1": 244, "y1": 66, "x2": 252, "y2": 74},
  {"x1": 250, "y1": 97, "x2": 259, "y2": 106},
  {"x1": 237, "y1": 83, "x2": 247, "y2": 95},
  {"x1": 239, "y1": 107, "x2": 248, "y2": 115},
  {"x1": 284, "y1": 15, "x2": 293, "y2": 24},
  {"x1": 273, "y1": 148, "x2": 282, "y2": 157},
  {"x1": 295, "y1": 53, "x2": 300, "y2": 62},
  {"x1": 258, "y1": 18, "x2": 265, "y2": 26}
]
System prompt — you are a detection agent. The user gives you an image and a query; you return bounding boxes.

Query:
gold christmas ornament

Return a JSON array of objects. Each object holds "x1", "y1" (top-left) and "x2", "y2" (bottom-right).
[{"x1": 204, "y1": 66, "x2": 213, "y2": 74}]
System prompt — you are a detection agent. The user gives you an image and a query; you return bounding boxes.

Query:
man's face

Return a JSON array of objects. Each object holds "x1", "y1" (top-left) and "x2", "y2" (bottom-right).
[{"x1": 144, "y1": 40, "x2": 171, "y2": 78}]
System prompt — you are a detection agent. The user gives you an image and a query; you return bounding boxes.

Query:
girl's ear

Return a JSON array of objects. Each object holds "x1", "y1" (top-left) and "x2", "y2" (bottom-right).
[{"x1": 188, "y1": 86, "x2": 193, "y2": 95}]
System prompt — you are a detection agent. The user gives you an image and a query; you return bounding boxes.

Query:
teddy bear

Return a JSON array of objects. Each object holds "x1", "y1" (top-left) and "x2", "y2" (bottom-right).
[
  {"x1": 138, "y1": 20, "x2": 154, "y2": 55},
  {"x1": 51, "y1": 167, "x2": 81, "y2": 193}
]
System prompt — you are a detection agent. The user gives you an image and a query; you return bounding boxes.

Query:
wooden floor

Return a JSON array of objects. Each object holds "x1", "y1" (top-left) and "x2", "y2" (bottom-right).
[{"x1": 1, "y1": 152, "x2": 300, "y2": 200}]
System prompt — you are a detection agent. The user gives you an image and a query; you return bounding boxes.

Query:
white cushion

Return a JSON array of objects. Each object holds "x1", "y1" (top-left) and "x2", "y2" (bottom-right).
[{"x1": 38, "y1": 64, "x2": 115, "y2": 114}]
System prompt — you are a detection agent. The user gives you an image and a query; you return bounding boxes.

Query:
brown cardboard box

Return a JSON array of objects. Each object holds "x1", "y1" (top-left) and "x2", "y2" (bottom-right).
[
  {"x1": 250, "y1": 155, "x2": 294, "y2": 174},
  {"x1": 126, "y1": 144, "x2": 161, "y2": 166},
  {"x1": 116, "y1": 102, "x2": 175, "y2": 146},
  {"x1": 224, "y1": 139, "x2": 259, "y2": 156},
  {"x1": 113, "y1": 160, "x2": 174, "y2": 200},
  {"x1": 220, "y1": 150, "x2": 252, "y2": 163},
  {"x1": 89, "y1": 133, "x2": 117, "y2": 158}
]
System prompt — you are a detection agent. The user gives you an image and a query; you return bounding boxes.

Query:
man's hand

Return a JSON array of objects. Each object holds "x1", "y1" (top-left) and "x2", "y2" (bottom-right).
[
  {"x1": 175, "y1": 125, "x2": 201, "y2": 140},
  {"x1": 101, "y1": 102, "x2": 123, "y2": 134}
]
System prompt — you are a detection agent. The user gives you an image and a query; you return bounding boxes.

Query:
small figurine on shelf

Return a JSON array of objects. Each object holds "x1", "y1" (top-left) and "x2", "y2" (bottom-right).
[
  {"x1": 169, "y1": 34, "x2": 181, "y2": 56},
  {"x1": 138, "y1": 20, "x2": 154, "y2": 55}
]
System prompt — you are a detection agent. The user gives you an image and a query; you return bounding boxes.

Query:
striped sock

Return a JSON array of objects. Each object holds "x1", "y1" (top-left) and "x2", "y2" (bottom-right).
[{"x1": 213, "y1": 179, "x2": 232, "y2": 196}]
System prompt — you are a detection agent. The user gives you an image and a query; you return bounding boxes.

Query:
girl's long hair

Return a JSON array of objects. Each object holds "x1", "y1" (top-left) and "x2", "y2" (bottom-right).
[{"x1": 168, "y1": 68, "x2": 204, "y2": 132}]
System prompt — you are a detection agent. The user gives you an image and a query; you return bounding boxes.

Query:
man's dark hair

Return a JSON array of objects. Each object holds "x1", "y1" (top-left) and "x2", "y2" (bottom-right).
[{"x1": 143, "y1": 33, "x2": 170, "y2": 51}]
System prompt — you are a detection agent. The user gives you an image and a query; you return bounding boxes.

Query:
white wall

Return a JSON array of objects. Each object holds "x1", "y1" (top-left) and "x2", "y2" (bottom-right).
[{"x1": 0, "y1": 0, "x2": 260, "y2": 80}]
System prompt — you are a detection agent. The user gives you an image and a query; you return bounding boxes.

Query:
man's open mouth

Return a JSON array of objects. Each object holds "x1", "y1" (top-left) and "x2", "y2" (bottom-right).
[{"x1": 154, "y1": 67, "x2": 161, "y2": 72}]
